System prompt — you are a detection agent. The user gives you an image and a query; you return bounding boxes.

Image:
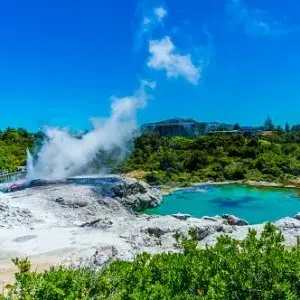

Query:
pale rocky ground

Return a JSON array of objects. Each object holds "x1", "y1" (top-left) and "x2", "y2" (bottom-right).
[{"x1": 0, "y1": 177, "x2": 300, "y2": 284}]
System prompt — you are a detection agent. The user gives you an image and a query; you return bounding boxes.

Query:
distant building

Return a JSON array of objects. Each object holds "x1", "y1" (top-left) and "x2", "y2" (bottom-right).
[
  {"x1": 261, "y1": 131, "x2": 277, "y2": 137},
  {"x1": 207, "y1": 130, "x2": 240, "y2": 136},
  {"x1": 206, "y1": 122, "x2": 233, "y2": 132},
  {"x1": 142, "y1": 119, "x2": 264, "y2": 138},
  {"x1": 240, "y1": 126, "x2": 262, "y2": 137},
  {"x1": 142, "y1": 118, "x2": 204, "y2": 138}
]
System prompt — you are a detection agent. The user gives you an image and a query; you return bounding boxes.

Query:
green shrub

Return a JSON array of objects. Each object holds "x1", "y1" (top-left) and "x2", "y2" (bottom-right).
[
  {"x1": 144, "y1": 171, "x2": 168, "y2": 185},
  {"x1": 6, "y1": 224, "x2": 300, "y2": 300},
  {"x1": 224, "y1": 164, "x2": 247, "y2": 180}
]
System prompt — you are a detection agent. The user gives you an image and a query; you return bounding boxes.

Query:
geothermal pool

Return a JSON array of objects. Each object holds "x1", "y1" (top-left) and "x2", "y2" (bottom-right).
[{"x1": 146, "y1": 184, "x2": 300, "y2": 224}]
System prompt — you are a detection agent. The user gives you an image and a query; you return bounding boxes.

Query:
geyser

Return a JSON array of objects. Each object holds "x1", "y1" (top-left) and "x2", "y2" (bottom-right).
[{"x1": 26, "y1": 81, "x2": 155, "y2": 180}]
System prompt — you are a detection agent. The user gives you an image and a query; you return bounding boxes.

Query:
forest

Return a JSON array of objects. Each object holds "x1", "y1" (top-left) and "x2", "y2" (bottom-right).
[{"x1": 120, "y1": 128, "x2": 300, "y2": 186}]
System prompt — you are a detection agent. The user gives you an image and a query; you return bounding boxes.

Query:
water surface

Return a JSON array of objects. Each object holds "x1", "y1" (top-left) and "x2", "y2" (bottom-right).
[{"x1": 146, "y1": 185, "x2": 300, "y2": 224}]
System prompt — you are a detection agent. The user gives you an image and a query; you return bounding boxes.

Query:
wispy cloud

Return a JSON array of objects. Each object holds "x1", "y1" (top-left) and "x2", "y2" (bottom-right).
[
  {"x1": 154, "y1": 7, "x2": 167, "y2": 22},
  {"x1": 135, "y1": 4, "x2": 168, "y2": 50},
  {"x1": 147, "y1": 36, "x2": 201, "y2": 85},
  {"x1": 226, "y1": 0, "x2": 294, "y2": 37}
]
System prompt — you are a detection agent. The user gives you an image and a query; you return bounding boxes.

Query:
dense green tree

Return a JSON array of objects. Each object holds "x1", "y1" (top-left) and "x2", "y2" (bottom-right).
[
  {"x1": 233, "y1": 123, "x2": 241, "y2": 130},
  {"x1": 276, "y1": 125, "x2": 284, "y2": 135},
  {"x1": 183, "y1": 150, "x2": 208, "y2": 171},
  {"x1": 264, "y1": 115, "x2": 275, "y2": 131},
  {"x1": 291, "y1": 124, "x2": 300, "y2": 132},
  {"x1": 285, "y1": 122, "x2": 290, "y2": 133}
]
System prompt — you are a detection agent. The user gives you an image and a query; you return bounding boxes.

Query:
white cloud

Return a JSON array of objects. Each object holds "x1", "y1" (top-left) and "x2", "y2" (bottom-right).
[
  {"x1": 135, "y1": 4, "x2": 168, "y2": 50},
  {"x1": 141, "y1": 6, "x2": 167, "y2": 32},
  {"x1": 143, "y1": 17, "x2": 151, "y2": 25},
  {"x1": 227, "y1": 0, "x2": 293, "y2": 37},
  {"x1": 154, "y1": 7, "x2": 167, "y2": 22},
  {"x1": 147, "y1": 36, "x2": 201, "y2": 85}
]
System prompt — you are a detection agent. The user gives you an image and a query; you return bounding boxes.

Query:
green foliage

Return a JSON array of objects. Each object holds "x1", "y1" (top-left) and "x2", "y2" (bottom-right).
[
  {"x1": 6, "y1": 224, "x2": 300, "y2": 299},
  {"x1": 224, "y1": 164, "x2": 247, "y2": 180},
  {"x1": 121, "y1": 132, "x2": 300, "y2": 185},
  {"x1": 6, "y1": 258, "x2": 100, "y2": 300},
  {"x1": 0, "y1": 128, "x2": 35, "y2": 172}
]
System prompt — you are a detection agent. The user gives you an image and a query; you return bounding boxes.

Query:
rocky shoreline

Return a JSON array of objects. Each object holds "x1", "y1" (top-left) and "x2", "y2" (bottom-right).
[
  {"x1": 0, "y1": 176, "x2": 300, "y2": 281},
  {"x1": 157, "y1": 179, "x2": 300, "y2": 195}
]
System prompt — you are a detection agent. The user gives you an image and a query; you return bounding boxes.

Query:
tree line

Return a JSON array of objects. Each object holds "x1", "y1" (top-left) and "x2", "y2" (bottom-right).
[
  {"x1": 1, "y1": 118, "x2": 300, "y2": 181},
  {"x1": 120, "y1": 128, "x2": 300, "y2": 185}
]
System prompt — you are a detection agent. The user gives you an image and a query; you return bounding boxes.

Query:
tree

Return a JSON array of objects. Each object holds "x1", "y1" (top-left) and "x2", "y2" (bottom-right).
[
  {"x1": 233, "y1": 123, "x2": 241, "y2": 130},
  {"x1": 276, "y1": 125, "x2": 284, "y2": 135},
  {"x1": 158, "y1": 151, "x2": 180, "y2": 172},
  {"x1": 285, "y1": 122, "x2": 290, "y2": 133},
  {"x1": 291, "y1": 124, "x2": 300, "y2": 132},
  {"x1": 264, "y1": 115, "x2": 275, "y2": 131},
  {"x1": 183, "y1": 150, "x2": 208, "y2": 171}
]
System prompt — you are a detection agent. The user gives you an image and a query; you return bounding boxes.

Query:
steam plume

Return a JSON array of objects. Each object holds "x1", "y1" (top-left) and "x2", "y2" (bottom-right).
[{"x1": 26, "y1": 81, "x2": 155, "y2": 180}]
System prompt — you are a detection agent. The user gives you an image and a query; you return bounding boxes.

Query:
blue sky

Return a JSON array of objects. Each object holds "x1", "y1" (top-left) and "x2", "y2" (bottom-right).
[{"x1": 0, "y1": 0, "x2": 300, "y2": 131}]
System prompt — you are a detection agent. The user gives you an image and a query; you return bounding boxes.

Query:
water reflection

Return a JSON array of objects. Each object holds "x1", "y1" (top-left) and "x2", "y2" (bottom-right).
[{"x1": 211, "y1": 196, "x2": 258, "y2": 208}]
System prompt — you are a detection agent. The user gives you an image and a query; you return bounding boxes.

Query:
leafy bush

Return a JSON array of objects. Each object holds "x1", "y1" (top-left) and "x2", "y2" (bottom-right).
[
  {"x1": 144, "y1": 171, "x2": 168, "y2": 185},
  {"x1": 5, "y1": 224, "x2": 300, "y2": 299},
  {"x1": 224, "y1": 164, "x2": 247, "y2": 180}
]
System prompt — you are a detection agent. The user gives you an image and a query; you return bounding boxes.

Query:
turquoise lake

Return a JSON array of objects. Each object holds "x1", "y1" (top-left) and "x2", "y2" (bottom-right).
[{"x1": 146, "y1": 185, "x2": 300, "y2": 224}]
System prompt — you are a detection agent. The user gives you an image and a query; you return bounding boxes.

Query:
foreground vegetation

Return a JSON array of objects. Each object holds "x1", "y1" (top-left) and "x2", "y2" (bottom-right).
[
  {"x1": 121, "y1": 130, "x2": 300, "y2": 186},
  {"x1": 3, "y1": 224, "x2": 300, "y2": 299}
]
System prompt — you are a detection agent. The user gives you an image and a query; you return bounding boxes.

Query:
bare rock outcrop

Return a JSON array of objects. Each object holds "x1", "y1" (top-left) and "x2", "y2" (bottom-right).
[
  {"x1": 171, "y1": 213, "x2": 192, "y2": 220},
  {"x1": 0, "y1": 201, "x2": 34, "y2": 228},
  {"x1": 112, "y1": 178, "x2": 162, "y2": 211},
  {"x1": 222, "y1": 214, "x2": 249, "y2": 226}
]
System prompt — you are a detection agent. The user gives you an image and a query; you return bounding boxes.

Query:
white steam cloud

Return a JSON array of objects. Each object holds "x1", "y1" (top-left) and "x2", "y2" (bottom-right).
[{"x1": 26, "y1": 81, "x2": 155, "y2": 180}]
